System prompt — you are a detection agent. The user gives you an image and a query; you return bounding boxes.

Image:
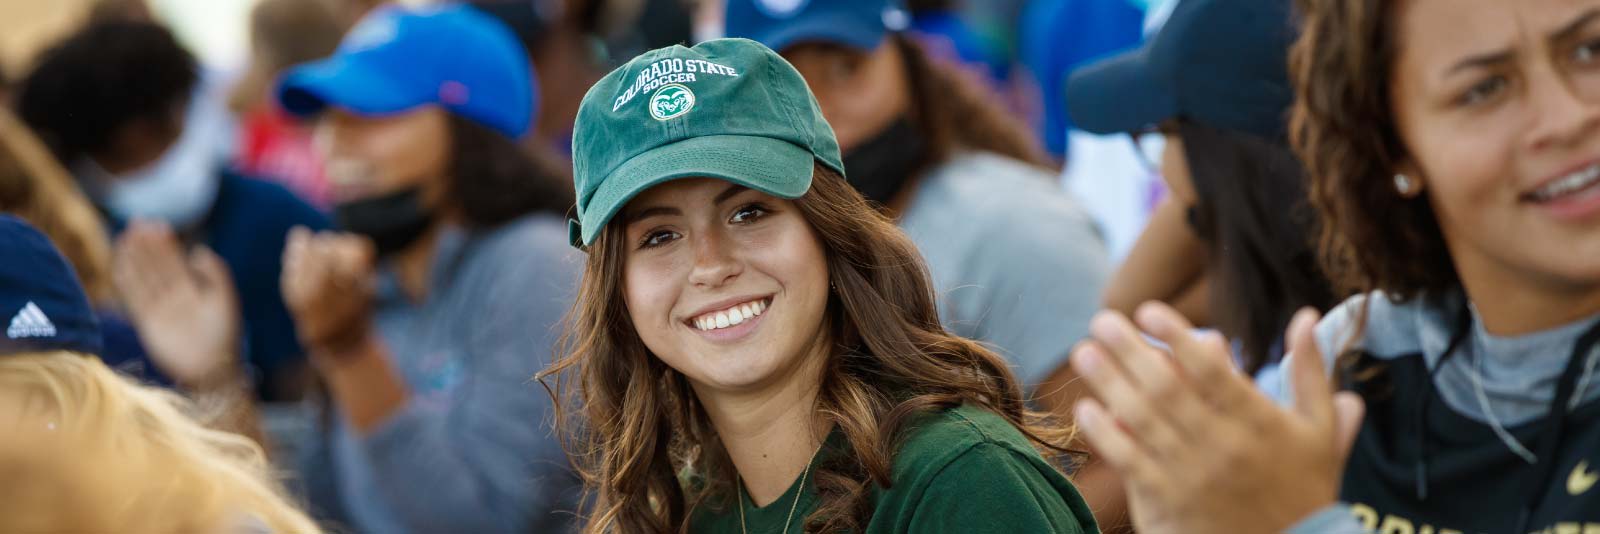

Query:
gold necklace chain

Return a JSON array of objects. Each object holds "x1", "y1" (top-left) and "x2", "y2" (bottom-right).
[{"x1": 737, "y1": 453, "x2": 816, "y2": 534}]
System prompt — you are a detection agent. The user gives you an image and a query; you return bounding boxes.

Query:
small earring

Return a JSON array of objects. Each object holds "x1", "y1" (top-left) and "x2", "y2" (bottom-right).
[{"x1": 1394, "y1": 173, "x2": 1415, "y2": 195}]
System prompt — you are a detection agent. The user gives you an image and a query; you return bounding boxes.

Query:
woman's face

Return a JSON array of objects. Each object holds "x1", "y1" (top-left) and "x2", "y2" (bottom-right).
[
  {"x1": 1391, "y1": 0, "x2": 1600, "y2": 290},
  {"x1": 783, "y1": 42, "x2": 911, "y2": 151},
  {"x1": 620, "y1": 178, "x2": 831, "y2": 395},
  {"x1": 313, "y1": 106, "x2": 451, "y2": 205}
]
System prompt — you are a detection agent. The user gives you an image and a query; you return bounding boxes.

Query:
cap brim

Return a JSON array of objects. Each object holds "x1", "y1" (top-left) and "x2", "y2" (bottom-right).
[
  {"x1": 756, "y1": 13, "x2": 887, "y2": 52},
  {"x1": 1065, "y1": 47, "x2": 1179, "y2": 135},
  {"x1": 276, "y1": 57, "x2": 426, "y2": 118},
  {"x1": 578, "y1": 135, "x2": 814, "y2": 246}
]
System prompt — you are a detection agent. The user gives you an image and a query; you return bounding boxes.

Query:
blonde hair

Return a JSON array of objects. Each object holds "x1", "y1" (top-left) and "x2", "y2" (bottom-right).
[
  {"x1": 0, "y1": 108, "x2": 115, "y2": 304},
  {"x1": 0, "y1": 352, "x2": 321, "y2": 534}
]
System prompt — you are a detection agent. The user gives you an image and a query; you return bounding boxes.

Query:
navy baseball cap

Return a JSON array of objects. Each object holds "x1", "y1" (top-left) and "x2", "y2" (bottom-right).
[
  {"x1": 1066, "y1": 0, "x2": 1296, "y2": 140},
  {"x1": 277, "y1": 3, "x2": 536, "y2": 138},
  {"x1": 724, "y1": 0, "x2": 911, "y2": 52},
  {"x1": 0, "y1": 216, "x2": 102, "y2": 356}
]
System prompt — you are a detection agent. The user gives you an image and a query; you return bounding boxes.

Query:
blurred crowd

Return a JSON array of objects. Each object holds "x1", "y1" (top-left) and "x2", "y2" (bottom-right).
[{"x1": 2, "y1": 0, "x2": 1598, "y2": 533}]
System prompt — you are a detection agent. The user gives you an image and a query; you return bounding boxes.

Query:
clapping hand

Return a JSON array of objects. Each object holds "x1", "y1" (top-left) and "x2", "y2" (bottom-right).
[{"x1": 1069, "y1": 303, "x2": 1365, "y2": 534}]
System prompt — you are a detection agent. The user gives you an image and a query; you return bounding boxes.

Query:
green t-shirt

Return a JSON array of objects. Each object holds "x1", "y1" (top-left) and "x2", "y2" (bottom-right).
[{"x1": 688, "y1": 403, "x2": 1099, "y2": 533}]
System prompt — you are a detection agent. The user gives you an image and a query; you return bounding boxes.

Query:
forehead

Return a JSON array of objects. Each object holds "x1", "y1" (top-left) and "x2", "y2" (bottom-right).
[
  {"x1": 627, "y1": 177, "x2": 729, "y2": 206},
  {"x1": 1396, "y1": 0, "x2": 1600, "y2": 65}
]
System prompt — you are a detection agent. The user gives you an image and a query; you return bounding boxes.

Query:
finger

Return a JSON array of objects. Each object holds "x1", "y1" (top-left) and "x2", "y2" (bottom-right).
[
  {"x1": 284, "y1": 226, "x2": 310, "y2": 264},
  {"x1": 1286, "y1": 307, "x2": 1334, "y2": 427},
  {"x1": 1070, "y1": 342, "x2": 1191, "y2": 460},
  {"x1": 1184, "y1": 330, "x2": 1283, "y2": 426},
  {"x1": 1093, "y1": 309, "x2": 1210, "y2": 428},
  {"x1": 189, "y1": 246, "x2": 235, "y2": 292},
  {"x1": 331, "y1": 234, "x2": 375, "y2": 280},
  {"x1": 142, "y1": 223, "x2": 193, "y2": 292},
  {"x1": 110, "y1": 241, "x2": 149, "y2": 307},
  {"x1": 1072, "y1": 398, "x2": 1162, "y2": 488},
  {"x1": 1134, "y1": 300, "x2": 1247, "y2": 393},
  {"x1": 119, "y1": 226, "x2": 175, "y2": 298},
  {"x1": 1086, "y1": 311, "x2": 1160, "y2": 376},
  {"x1": 1332, "y1": 392, "x2": 1366, "y2": 465}
]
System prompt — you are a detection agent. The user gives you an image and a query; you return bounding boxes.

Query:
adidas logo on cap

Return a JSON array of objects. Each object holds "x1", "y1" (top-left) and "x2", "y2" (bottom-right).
[{"x1": 7, "y1": 301, "x2": 57, "y2": 339}]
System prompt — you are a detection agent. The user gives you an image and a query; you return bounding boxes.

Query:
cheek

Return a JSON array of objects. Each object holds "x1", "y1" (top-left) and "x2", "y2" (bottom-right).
[
  {"x1": 760, "y1": 222, "x2": 831, "y2": 315},
  {"x1": 1410, "y1": 120, "x2": 1517, "y2": 219},
  {"x1": 622, "y1": 253, "x2": 687, "y2": 344}
]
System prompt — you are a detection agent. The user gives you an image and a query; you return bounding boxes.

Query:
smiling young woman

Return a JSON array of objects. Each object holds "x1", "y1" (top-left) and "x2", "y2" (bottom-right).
[{"x1": 544, "y1": 38, "x2": 1098, "y2": 534}]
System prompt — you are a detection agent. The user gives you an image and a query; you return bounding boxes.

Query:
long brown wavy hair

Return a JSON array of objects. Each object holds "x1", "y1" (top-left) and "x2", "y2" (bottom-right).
[
  {"x1": 541, "y1": 162, "x2": 1077, "y2": 533},
  {"x1": 1288, "y1": 0, "x2": 1457, "y2": 301}
]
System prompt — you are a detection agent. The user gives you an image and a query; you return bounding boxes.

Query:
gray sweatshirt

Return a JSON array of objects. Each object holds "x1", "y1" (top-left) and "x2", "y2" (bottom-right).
[{"x1": 294, "y1": 214, "x2": 583, "y2": 533}]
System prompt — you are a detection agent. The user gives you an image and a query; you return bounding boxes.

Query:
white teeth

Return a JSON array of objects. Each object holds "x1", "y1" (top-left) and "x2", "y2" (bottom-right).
[
  {"x1": 691, "y1": 299, "x2": 769, "y2": 331},
  {"x1": 1534, "y1": 164, "x2": 1600, "y2": 201}
]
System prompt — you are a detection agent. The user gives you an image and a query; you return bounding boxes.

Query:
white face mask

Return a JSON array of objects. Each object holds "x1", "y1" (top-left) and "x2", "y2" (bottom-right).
[{"x1": 79, "y1": 100, "x2": 224, "y2": 227}]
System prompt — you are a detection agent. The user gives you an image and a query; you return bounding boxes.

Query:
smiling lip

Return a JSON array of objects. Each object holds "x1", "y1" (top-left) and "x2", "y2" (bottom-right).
[
  {"x1": 683, "y1": 296, "x2": 773, "y2": 344},
  {"x1": 1525, "y1": 160, "x2": 1600, "y2": 199},
  {"x1": 1523, "y1": 159, "x2": 1600, "y2": 222}
]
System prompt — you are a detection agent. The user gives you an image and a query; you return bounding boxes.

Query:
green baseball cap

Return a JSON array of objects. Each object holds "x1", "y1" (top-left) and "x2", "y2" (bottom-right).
[{"x1": 569, "y1": 38, "x2": 844, "y2": 247}]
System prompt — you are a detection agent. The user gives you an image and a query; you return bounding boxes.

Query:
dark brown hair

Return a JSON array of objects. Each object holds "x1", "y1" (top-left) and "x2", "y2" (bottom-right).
[
  {"x1": 1288, "y1": 0, "x2": 1458, "y2": 300},
  {"x1": 894, "y1": 35, "x2": 1052, "y2": 170},
  {"x1": 1179, "y1": 119, "x2": 1339, "y2": 373},
  {"x1": 542, "y1": 162, "x2": 1077, "y2": 533},
  {"x1": 445, "y1": 114, "x2": 574, "y2": 228}
]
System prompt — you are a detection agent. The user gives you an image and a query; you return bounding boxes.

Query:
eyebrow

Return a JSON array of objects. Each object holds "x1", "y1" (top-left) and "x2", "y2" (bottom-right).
[
  {"x1": 713, "y1": 184, "x2": 750, "y2": 205},
  {"x1": 1552, "y1": 8, "x2": 1600, "y2": 44},
  {"x1": 1446, "y1": 49, "x2": 1514, "y2": 76}
]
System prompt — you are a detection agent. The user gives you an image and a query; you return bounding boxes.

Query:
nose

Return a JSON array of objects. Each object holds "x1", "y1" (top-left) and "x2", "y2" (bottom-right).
[
  {"x1": 686, "y1": 227, "x2": 742, "y2": 288},
  {"x1": 1525, "y1": 62, "x2": 1600, "y2": 152}
]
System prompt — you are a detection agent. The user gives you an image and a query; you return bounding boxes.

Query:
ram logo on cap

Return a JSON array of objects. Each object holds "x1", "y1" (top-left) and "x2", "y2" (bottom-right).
[{"x1": 650, "y1": 84, "x2": 696, "y2": 120}]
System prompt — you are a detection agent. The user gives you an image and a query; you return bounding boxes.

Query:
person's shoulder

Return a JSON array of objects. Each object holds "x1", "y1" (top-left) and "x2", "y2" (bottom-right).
[
  {"x1": 890, "y1": 403, "x2": 1045, "y2": 481},
  {"x1": 462, "y1": 213, "x2": 583, "y2": 291},
  {"x1": 920, "y1": 152, "x2": 1105, "y2": 257},
  {"x1": 882, "y1": 403, "x2": 1093, "y2": 532},
  {"x1": 1314, "y1": 290, "x2": 1453, "y2": 361},
  {"x1": 216, "y1": 171, "x2": 328, "y2": 228},
  {"x1": 473, "y1": 213, "x2": 578, "y2": 259},
  {"x1": 922, "y1": 151, "x2": 1071, "y2": 212}
]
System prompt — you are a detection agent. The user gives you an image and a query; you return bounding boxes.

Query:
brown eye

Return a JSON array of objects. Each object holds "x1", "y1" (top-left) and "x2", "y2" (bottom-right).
[
  {"x1": 1459, "y1": 75, "x2": 1508, "y2": 107},
  {"x1": 639, "y1": 230, "x2": 680, "y2": 249},
  {"x1": 1575, "y1": 39, "x2": 1600, "y2": 65},
  {"x1": 729, "y1": 204, "x2": 769, "y2": 224}
]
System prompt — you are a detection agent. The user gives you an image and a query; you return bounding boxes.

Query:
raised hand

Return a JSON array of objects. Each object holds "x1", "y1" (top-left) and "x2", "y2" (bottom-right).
[
  {"x1": 112, "y1": 220, "x2": 242, "y2": 390},
  {"x1": 280, "y1": 226, "x2": 377, "y2": 360},
  {"x1": 1068, "y1": 303, "x2": 1365, "y2": 534}
]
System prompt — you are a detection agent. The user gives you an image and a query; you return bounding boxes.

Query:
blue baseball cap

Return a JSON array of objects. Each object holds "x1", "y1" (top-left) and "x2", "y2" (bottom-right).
[
  {"x1": 724, "y1": 0, "x2": 911, "y2": 52},
  {"x1": 277, "y1": 3, "x2": 536, "y2": 138},
  {"x1": 0, "y1": 215, "x2": 102, "y2": 356},
  {"x1": 1065, "y1": 0, "x2": 1296, "y2": 140}
]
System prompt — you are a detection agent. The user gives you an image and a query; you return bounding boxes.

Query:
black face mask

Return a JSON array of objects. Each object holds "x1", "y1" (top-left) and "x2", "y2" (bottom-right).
[
  {"x1": 841, "y1": 117, "x2": 928, "y2": 206},
  {"x1": 333, "y1": 188, "x2": 435, "y2": 257}
]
